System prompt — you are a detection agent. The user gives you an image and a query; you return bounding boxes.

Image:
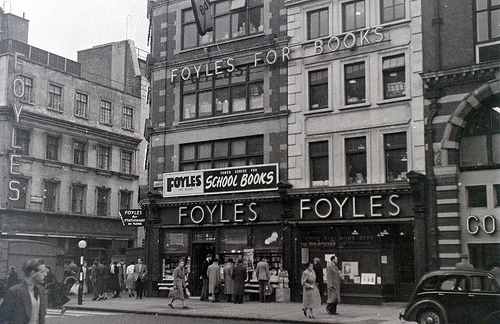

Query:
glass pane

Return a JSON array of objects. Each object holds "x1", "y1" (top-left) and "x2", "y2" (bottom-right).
[
  {"x1": 493, "y1": 0, "x2": 500, "y2": 6},
  {"x1": 247, "y1": 136, "x2": 263, "y2": 154},
  {"x1": 309, "y1": 11, "x2": 319, "y2": 39},
  {"x1": 199, "y1": 91, "x2": 213, "y2": 117},
  {"x1": 231, "y1": 138, "x2": 246, "y2": 155},
  {"x1": 492, "y1": 134, "x2": 500, "y2": 163},
  {"x1": 249, "y1": 7, "x2": 263, "y2": 34},
  {"x1": 214, "y1": 140, "x2": 229, "y2": 158},
  {"x1": 476, "y1": 0, "x2": 488, "y2": 11},
  {"x1": 346, "y1": 152, "x2": 367, "y2": 184},
  {"x1": 232, "y1": 11, "x2": 247, "y2": 38},
  {"x1": 492, "y1": 9, "x2": 500, "y2": 38},
  {"x1": 182, "y1": 93, "x2": 196, "y2": 119},
  {"x1": 467, "y1": 186, "x2": 487, "y2": 207},
  {"x1": 310, "y1": 83, "x2": 328, "y2": 109},
  {"x1": 182, "y1": 144, "x2": 196, "y2": 161},
  {"x1": 386, "y1": 149, "x2": 407, "y2": 181},
  {"x1": 320, "y1": 9, "x2": 329, "y2": 37},
  {"x1": 200, "y1": 31, "x2": 213, "y2": 45},
  {"x1": 395, "y1": 3, "x2": 405, "y2": 20},
  {"x1": 460, "y1": 136, "x2": 488, "y2": 166},
  {"x1": 248, "y1": 156, "x2": 263, "y2": 165},
  {"x1": 312, "y1": 156, "x2": 329, "y2": 181},
  {"x1": 231, "y1": 0, "x2": 246, "y2": 10},
  {"x1": 215, "y1": 15, "x2": 231, "y2": 41},
  {"x1": 249, "y1": 83, "x2": 264, "y2": 109},
  {"x1": 197, "y1": 161, "x2": 212, "y2": 170},
  {"x1": 231, "y1": 67, "x2": 247, "y2": 83},
  {"x1": 213, "y1": 160, "x2": 230, "y2": 168},
  {"x1": 215, "y1": 1, "x2": 230, "y2": 15},
  {"x1": 199, "y1": 76, "x2": 212, "y2": 89},
  {"x1": 214, "y1": 88, "x2": 230, "y2": 114},
  {"x1": 343, "y1": 3, "x2": 355, "y2": 31},
  {"x1": 231, "y1": 85, "x2": 247, "y2": 112},
  {"x1": 356, "y1": 1, "x2": 366, "y2": 28},
  {"x1": 183, "y1": 79, "x2": 197, "y2": 92},
  {"x1": 198, "y1": 142, "x2": 212, "y2": 159},
  {"x1": 184, "y1": 10, "x2": 195, "y2": 23},
  {"x1": 180, "y1": 163, "x2": 196, "y2": 171},
  {"x1": 215, "y1": 72, "x2": 230, "y2": 86},
  {"x1": 183, "y1": 23, "x2": 198, "y2": 49},
  {"x1": 231, "y1": 158, "x2": 246, "y2": 166},
  {"x1": 477, "y1": 12, "x2": 489, "y2": 42},
  {"x1": 249, "y1": 66, "x2": 264, "y2": 81}
]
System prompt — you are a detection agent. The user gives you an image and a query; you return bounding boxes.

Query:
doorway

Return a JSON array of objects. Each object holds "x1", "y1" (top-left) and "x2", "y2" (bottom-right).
[{"x1": 190, "y1": 243, "x2": 215, "y2": 296}]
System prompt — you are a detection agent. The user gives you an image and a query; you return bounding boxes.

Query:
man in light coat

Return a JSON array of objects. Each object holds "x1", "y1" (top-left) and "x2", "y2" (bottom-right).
[
  {"x1": 255, "y1": 257, "x2": 270, "y2": 302},
  {"x1": 325, "y1": 254, "x2": 341, "y2": 315},
  {"x1": 207, "y1": 258, "x2": 221, "y2": 302},
  {"x1": 223, "y1": 258, "x2": 235, "y2": 302}
]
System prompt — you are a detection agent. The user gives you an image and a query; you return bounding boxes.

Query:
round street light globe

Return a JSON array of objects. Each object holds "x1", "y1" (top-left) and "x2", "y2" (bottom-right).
[{"x1": 78, "y1": 240, "x2": 87, "y2": 249}]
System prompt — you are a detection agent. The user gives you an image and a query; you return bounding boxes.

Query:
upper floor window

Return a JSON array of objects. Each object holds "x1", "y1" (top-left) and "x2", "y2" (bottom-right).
[
  {"x1": 310, "y1": 141, "x2": 329, "y2": 186},
  {"x1": 345, "y1": 61, "x2": 366, "y2": 105},
  {"x1": 384, "y1": 132, "x2": 407, "y2": 182},
  {"x1": 14, "y1": 128, "x2": 30, "y2": 155},
  {"x1": 345, "y1": 136, "x2": 367, "y2": 184},
  {"x1": 476, "y1": 0, "x2": 500, "y2": 43},
  {"x1": 97, "y1": 146, "x2": 111, "y2": 170},
  {"x1": 20, "y1": 76, "x2": 33, "y2": 103},
  {"x1": 120, "y1": 190, "x2": 132, "y2": 210},
  {"x1": 121, "y1": 150, "x2": 133, "y2": 174},
  {"x1": 343, "y1": 0, "x2": 365, "y2": 32},
  {"x1": 308, "y1": 8, "x2": 329, "y2": 40},
  {"x1": 96, "y1": 187, "x2": 110, "y2": 216},
  {"x1": 180, "y1": 135, "x2": 263, "y2": 171},
  {"x1": 460, "y1": 98, "x2": 500, "y2": 169},
  {"x1": 73, "y1": 140, "x2": 86, "y2": 166},
  {"x1": 381, "y1": 0, "x2": 405, "y2": 23},
  {"x1": 46, "y1": 135, "x2": 59, "y2": 161},
  {"x1": 75, "y1": 92, "x2": 88, "y2": 118},
  {"x1": 182, "y1": 0, "x2": 264, "y2": 49},
  {"x1": 467, "y1": 185, "x2": 487, "y2": 207},
  {"x1": 309, "y1": 69, "x2": 329, "y2": 110},
  {"x1": 182, "y1": 65, "x2": 264, "y2": 120},
  {"x1": 100, "y1": 100, "x2": 112, "y2": 124},
  {"x1": 9, "y1": 177, "x2": 28, "y2": 209},
  {"x1": 122, "y1": 106, "x2": 134, "y2": 130},
  {"x1": 72, "y1": 184, "x2": 86, "y2": 214},
  {"x1": 383, "y1": 54, "x2": 406, "y2": 99},
  {"x1": 43, "y1": 181, "x2": 58, "y2": 212},
  {"x1": 48, "y1": 84, "x2": 62, "y2": 111}
]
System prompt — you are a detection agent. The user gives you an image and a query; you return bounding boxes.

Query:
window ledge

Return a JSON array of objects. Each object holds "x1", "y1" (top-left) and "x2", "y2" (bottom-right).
[
  {"x1": 304, "y1": 107, "x2": 333, "y2": 116},
  {"x1": 96, "y1": 170, "x2": 112, "y2": 177},
  {"x1": 46, "y1": 107, "x2": 64, "y2": 113},
  {"x1": 179, "y1": 33, "x2": 265, "y2": 54},
  {"x1": 99, "y1": 122, "x2": 113, "y2": 127},
  {"x1": 339, "y1": 102, "x2": 371, "y2": 110},
  {"x1": 42, "y1": 160, "x2": 63, "y2": 168},
  {"x1": 376, "y1": 96, "x2": 411, "y2": 105},
  {"x1": 75, "y1": 114, "x2": 89, "y2": 120},
  {"x1": 71, "y1": 165, "x2": 88, "y2": 173},
  {"x1": 19, "y1": 100, "x2": 35, "y2": 106},
  {"x1": 121, "y1": 127, "x2": 135, "y2": 132}
]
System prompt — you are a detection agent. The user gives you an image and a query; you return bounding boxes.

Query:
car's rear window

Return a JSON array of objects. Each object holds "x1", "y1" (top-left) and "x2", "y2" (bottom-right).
[{"x1": 470, "y1": 276, "x2": 499, "y2": 292}]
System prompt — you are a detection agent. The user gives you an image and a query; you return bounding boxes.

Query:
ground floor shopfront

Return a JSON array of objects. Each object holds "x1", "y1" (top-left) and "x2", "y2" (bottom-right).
[{"x1": 143, "y1": 177, "x2": 429, "y2": 303}]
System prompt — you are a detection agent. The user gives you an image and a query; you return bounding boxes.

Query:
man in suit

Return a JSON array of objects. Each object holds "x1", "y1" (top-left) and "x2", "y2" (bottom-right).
[
  {"x1": 255, "y1": 257, "x2": 270, "y2": 302},
  {"x1": 0, "y1": 258, "x2": 48, "y2": 324},
  {"x1": 313, "y1": 257, "x2": 324, "y2": 303},
  {"x1": 325, "y1": 254, "x2": 341, "y2": 315},
  {"x1": 200, "y1": 254, "x2": 212, "y2": 301}
]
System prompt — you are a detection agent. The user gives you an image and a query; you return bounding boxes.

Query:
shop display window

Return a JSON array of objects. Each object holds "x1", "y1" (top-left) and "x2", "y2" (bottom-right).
[
  {"x1": 163, "y1": 232, "x2": 189, "y2": 253},
  {"x1": 221, "y1": 227, "x2": 248, "y2": 252}
]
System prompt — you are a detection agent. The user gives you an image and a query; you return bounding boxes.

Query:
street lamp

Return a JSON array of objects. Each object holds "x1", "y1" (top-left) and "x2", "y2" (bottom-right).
[{"x1": 77, "y1": 240, "x2": 87, "y2": 305}]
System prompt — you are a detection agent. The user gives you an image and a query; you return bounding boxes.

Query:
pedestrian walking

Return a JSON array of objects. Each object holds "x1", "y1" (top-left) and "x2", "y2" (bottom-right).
[
  {"x1": 0, "y1": 259, "x2": 47, "y2": 324},
  {"x1": 200, "y1": 254, "x2": 212, "y2": 301},
  {"x1": 101, "y1": 261, "x2": 110, "y2": 300},
  {"x1": 223, "y1": 258, "x2": 235, "y2": 302},
  {"x1": 134, "y1": 258, "x2": 147, "y2": 299},
  {"x1": 255, "y1": 257, "x2": 270, "y2": 302},
  {"x1": 232, "y1": 259, "x2": 247, "y2": 304},
  {"x1": 6, "y1": 266, "x2": 19, "y2": 289},
  {"x1": 207, "y1": 258, "x2": 221, "y2": 302},
  {"x1": 326, "y1": 254, "x2": 341, "y2": 315},
  {"x1": 168, "y1": 259, "x2": 189, "y2": 309},
  {"x1": 313, "y1": 257, "x2": 324, "y2": 303},
  {"x1": 301, "y1": 262, "x2": 321, "y2": 319},
  {"x1": 126, "y1": 261, "x2": 136, "y2": 297},
  {"x1": 110, "y1": 260, "x2": 121, "y2": 298}
]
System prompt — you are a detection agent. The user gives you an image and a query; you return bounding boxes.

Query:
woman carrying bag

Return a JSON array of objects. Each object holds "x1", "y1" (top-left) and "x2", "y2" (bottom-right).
[
  {"x1": 168, "y1": 259, "x2": 189, "y2": 309},
  {"x1": 301, "y1": 262, "x2": 321, "y2": 319}
]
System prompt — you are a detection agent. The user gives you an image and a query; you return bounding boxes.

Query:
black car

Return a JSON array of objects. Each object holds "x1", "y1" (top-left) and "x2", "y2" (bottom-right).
[{"x1": 399, "y1": 269, "x2": 500, "y2": 324}]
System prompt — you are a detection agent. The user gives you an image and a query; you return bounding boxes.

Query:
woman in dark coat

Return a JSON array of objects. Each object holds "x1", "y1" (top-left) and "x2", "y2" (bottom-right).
[
  {"x1": 110, "y1": 261, "x2": 121, "y2": 297},
  {"x1": 232, "y1": 259, "x2": 247, "y2": 304}
]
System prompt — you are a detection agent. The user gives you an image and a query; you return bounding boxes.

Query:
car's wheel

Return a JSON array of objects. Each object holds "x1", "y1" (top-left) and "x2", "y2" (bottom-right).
[{"x1": 417, "y1": 309, "x2": 443, "y2": 324}]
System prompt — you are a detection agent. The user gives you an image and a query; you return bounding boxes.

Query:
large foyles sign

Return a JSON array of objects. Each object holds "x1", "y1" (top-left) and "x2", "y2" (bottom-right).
[{"x1": 163, "y1": 164, "x2": 278, "y2": 197}]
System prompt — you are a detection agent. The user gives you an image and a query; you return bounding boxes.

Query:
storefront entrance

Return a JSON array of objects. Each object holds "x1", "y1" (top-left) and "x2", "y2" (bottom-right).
[{"x1": 191, "y1": 243, "x2": 215, "y2": 296}]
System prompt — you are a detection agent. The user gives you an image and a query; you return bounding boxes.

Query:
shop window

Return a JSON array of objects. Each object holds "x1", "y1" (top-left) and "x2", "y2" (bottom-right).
[
  {"x1": 307, "y1": 8, "x2": 329, "y2": 40},
  {"x1": 121, "y1": 150, "x2": 133, "y2": 174},
  {"x1": 14, "y1": 128, "x2": 30, "y2": 156},
  {"x1": 75, "y1": 92, "x2": 88, "y2": 118},
  {"x1": 467, "y1": 185, "x2": 487, "y2": 208},
  {"x1": 43, "y1": 181, "x2": 58, "y2": 212},
  {"x1": 180, "y1": 135, "x2": 263, "y2": 171},
  {"x1": 122, "y1": 106, "x2": 134, "y2": 130},
  {"x1": 309, "y1": 69, "x2": 329, "y2": 110},
  {"x1": 46, "y1": 134, "x2": 59, "y2": 161},
  {"x1": 97, "y1": 146, "x2": 110, "y2": 170},
  {"x1": 73, "y1": 140, "x2": 86, "y2": 166},
  {"x1": 476, "y1": 0, "x2": 500, "y2": 62},
  {"x1": 221, "y1": 227, "x2": 248, "y2": 252},
  {"x1": 460, "y1": 99, "x2": 500, "y2": 168},
  {"x1": 72, "y1": 184, "x2": 86, "y2": 214},
  {"x1": 9, "y1": 177, "x2": 28, "y2": 209},
  {"x1": 100, "y1": 100, "x2": 112, "y2": 124},
  {"x1": 310, "y1": 141, "x2": 329, "y2": 186},
  {"x1": 119, "y1": 190, "x2": 132, "y2": 210},
  {"x1": 495, "y1": 184, "x2": 500, "y2": 207},
  {"x1": 382, "y1": 54, "x2": 406, "y2": 99},
  {"x1": 181, "y1": 65, "x2": 264, "y2": 120},
  {"x1": 21, "y1": 76, "x2": 34, "y2": 103},
  {"x1": 342, "y1": 0, "x2": 365, "y2": 32},
  {"x1": 384, "y1": 132, "x2": 407, "y2": 182},
  {"x1": 96, "y1": 187, "x2": 110, "y2": 216},
  {"x1": 381, "y1": 0, "x2": 405, "y2": 24},
  {"x1": 48, "y1": 83, "x2": 62, "y2": 111},
  {"x1": 345, "y1": 62, "x2": 366, "y2": 105},
  {"x1": 345, "y1": 136, "x2": 367, "y2": 184}
]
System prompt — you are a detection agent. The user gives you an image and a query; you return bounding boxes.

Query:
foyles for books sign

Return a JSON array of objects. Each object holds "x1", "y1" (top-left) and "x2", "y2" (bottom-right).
[{"x1": 163, "y1": 164, "x2": 278, "y2": 197}]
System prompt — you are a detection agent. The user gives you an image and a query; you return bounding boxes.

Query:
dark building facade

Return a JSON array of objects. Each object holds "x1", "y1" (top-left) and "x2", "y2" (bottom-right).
[{"x1": 421, "y1": 0, "x2": 500, "y2": 270}]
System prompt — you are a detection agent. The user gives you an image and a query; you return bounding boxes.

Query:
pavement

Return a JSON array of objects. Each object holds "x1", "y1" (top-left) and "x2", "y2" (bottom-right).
[{"x1": 62, "y1": 294, "x2": 412, "y2": 323}]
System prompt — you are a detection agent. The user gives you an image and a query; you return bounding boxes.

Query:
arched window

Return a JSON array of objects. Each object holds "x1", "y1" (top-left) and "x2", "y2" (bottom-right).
[{"x1": 460, "y1": 97, "x2": 500, "y2": 168}]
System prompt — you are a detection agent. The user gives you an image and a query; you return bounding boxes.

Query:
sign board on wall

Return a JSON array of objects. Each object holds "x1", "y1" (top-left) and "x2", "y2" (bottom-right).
[
  {"x1": 120, "y1": 209, "x2": 146, "y2": 226},
  {"x1": 162, "y1": 164, "x2": 278, "y2": 197}
]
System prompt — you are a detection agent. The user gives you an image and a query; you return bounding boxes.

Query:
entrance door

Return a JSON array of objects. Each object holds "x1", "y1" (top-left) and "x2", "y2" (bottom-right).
[{"x1": 190, "y1": 243, "x2": 215, "y2": 296}]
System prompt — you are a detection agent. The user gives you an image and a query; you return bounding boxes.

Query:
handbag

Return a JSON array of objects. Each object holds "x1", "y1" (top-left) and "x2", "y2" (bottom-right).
[
  {"x1": 168, "y1": 287, "x2": 180, "y2": 299},
  {"x1": 214, "y1": 283, "x2": 222, "y2": 294},
  {"x1": 264, "y1": 282, "x2": 274, "y2": 296},
  {"x1": 69, "y1": 282, "x2": 79, "y2": 295},
  {"x1": 184, "y1": 287, "x2": 190, "y2": 298}
]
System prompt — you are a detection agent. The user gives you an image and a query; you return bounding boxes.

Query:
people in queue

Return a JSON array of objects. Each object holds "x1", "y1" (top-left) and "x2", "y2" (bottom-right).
[
  {"x1": 301, "y1": 261, "x2": 321, "y2": 319},
  {"x1": 223, "y1": 258, "x2": 235, "y2": 302},
  {"x1": 207, "y1": 258, "x2": 221, "y2": 302},
  {"x1": 200, "y1": 254, "x2": 212, "y2": 301},
  {"x1": 232, "y1": 258, "x2": 247, "y2": 304}
]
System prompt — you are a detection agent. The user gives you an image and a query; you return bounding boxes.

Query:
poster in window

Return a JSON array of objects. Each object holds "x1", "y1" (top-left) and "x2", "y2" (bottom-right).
[
  {"x1": 342, "y1": 261, "x2": 359, "y2": 279},
  {"x1": 361, "y1": 273, "x2": 377, "y2": 285}
]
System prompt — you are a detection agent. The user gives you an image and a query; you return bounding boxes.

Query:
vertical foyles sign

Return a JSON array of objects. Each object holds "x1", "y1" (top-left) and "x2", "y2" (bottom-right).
[{"x1": 191, "y1": 0, "x2": 213, "y2": 36}]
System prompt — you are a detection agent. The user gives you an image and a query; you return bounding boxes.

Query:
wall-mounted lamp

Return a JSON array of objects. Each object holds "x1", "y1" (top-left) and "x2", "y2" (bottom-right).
[{"x1": 351, "y1": 230, "x2": 359, "y2": 236}]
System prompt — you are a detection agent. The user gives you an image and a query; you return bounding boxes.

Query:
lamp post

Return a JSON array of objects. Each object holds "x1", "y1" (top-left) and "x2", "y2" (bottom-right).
[{"x1": 77, "y1": 240, "x2": 87, "y2": 305}]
